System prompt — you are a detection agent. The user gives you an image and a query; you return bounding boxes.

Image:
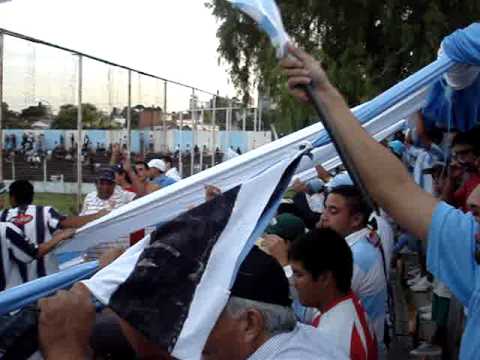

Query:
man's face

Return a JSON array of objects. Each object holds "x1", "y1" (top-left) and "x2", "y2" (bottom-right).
[
  {"x1": 319, "y1": 194, "x2": 360, "y2": 237},
  {"x1": 135, "y1": 164, "x2": 148, "y2": 182},
  {"x1": 290, "y1": 260, "x2": 323, "y2": 309},
  {"x1": 96, "y1": 180, "x2": 115, "y2": 200},
  {"x1": 149, "y1": 167, "x2": 161, "y2": 179},
  {"x1": 452, "y1": 144, "x2": 478, "y2": 172},
  {"x1": 203, "y1": 307, "x2": 260, "y2": 360}
]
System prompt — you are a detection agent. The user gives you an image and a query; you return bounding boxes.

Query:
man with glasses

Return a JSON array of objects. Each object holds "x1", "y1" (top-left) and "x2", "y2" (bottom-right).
[{"x1": 442, "y1": 130, "x2": 480, "y2": 212}]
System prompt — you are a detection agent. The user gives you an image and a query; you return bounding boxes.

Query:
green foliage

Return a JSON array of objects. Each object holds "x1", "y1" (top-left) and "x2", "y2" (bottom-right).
[
  {"x1": 207, "y1": 0, "x2": 480, "y2": 133},
  {"x1": 51, "y1": 103, "x2": 113, "y2": 129}
]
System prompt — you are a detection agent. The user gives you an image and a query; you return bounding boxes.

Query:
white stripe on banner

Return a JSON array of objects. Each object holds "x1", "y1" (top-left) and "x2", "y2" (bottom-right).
[
  {"x1": 83, "y1": 148, "x2": 306, "y2": 360},
  {"x1": 294, "y1": 86, "x2": 429, "y2": 183},
  {"x1": 57, "y1": 86, "x2": 428, "y2": 257}
]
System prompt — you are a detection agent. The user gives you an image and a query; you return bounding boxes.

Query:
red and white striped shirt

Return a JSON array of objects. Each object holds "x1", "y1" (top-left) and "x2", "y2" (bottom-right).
[{"x1": 312, "y1": 292, "x2": 378, "y2": 360}]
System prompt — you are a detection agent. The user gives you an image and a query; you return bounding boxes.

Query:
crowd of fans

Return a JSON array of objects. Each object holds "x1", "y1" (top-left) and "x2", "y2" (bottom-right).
[{"x1": 0, "y1": 44, "x2": 478, "y2": 360}]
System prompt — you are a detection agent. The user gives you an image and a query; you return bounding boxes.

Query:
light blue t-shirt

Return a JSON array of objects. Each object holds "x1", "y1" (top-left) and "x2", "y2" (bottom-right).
[
  {"x1": 427, "y1": 202, "x2": 480, "y2": 360},
  {"x1": 151, "y1": 175, "x2": 177, "y2": 188}
]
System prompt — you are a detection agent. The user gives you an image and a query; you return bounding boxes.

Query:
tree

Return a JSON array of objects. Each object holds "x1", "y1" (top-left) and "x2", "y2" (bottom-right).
[
  {"x1": 1, "y1": 102, "x2": 28, "y2": 128},
  {"x1": 207, "y1": 0, "x2": 480, "y2": 133},
  {"x1": 20, "y1": 102, "x2": 49, "y2": 119},
  {"x1": 51, "y1": 103, "x2": 112, "y2": 129}
]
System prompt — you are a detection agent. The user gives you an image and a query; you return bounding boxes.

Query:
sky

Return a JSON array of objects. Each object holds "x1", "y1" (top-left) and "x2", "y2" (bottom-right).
[{"x1": 0, "y1": 0, "x2": 238, "y2": 112}]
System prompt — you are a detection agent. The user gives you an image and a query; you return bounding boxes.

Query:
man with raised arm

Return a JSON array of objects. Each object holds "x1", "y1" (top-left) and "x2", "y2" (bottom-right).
[{"x1": 280, "y1": 44, "x2": 479, "y2": 359}]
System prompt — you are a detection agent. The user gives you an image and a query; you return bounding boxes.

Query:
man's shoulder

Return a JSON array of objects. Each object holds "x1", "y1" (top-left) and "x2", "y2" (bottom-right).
[{"x1": 272, "y1": 324, "x2": 347, "y2": 359}]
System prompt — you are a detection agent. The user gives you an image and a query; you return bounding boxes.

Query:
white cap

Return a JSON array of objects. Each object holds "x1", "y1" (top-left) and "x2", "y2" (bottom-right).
[{"x1": 147, "y1": 159, "x2": 167, "y2": 173}]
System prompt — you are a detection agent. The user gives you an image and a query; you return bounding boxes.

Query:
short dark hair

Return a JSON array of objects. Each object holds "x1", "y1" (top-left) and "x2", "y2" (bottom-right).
[
  {"x1": 9, "y1": 180, "x2": 34, "y2": 206},
  {"x1": 289, "y1": 228, "x2": 353, "y2": 294},
  {"x1": 451, "y1": 129, "x2": 480, "y2": 155},
  {"x1": 161, "y1": 155, "x2": 173, "y2": 165},
  {"x1": 328, "y1": 185, "x2": 372, "y2": 227}
]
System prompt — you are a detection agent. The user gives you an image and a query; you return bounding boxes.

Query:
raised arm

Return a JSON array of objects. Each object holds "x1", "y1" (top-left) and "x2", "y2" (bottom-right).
[{"x1": 280, "y1": 45, "x2": 438, "y2": 241}]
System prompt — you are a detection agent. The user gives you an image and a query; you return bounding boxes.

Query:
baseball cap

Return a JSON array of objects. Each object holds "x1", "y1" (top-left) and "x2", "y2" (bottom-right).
[
  {"x1": 265, "y1": 213, "x2": 306, "y2": 242},
  {"x1": 97, "y1": 168, "x2": 115, "y2": 182},
  {"x1": 306, "y1": 178, "x2": 324, "y2": 194},
  {"x1": 147, "y1": 159, "x2": 167, "y2": 173},
  {"x1": 231, "y1": 246, "x2": 291, "y2": 307},
  {"x1": 326, "y1": 172, "x2": 353, "y2": 189}
]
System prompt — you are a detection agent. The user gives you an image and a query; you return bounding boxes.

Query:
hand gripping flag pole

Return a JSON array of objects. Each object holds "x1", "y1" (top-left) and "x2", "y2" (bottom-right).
[{"x1": 228, "y1": 0, "x2": 378, "y2": 213}]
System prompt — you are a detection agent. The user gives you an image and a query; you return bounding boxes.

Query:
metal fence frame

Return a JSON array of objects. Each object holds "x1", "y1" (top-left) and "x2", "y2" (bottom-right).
[{"x1": 0, "y1": 28, "x2": 263, "y2": 210}]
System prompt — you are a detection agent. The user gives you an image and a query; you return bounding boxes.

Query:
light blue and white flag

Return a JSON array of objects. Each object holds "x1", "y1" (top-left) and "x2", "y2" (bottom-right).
[
  {"x1": 227, "y1": 0, "x2": 289, "y2": 57},
  {"x1": 82, "y1": 146, "x2": 306, "y2": 359}
]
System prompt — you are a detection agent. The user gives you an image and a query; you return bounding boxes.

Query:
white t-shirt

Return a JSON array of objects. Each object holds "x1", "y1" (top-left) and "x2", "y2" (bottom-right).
[
  {"x1": 311, "y1": 293, "x2": 377, "y2": 360},
  {"x1": 166, "y1": 168, "x2": 182, "y2": 181},
  {"x1": 81, "y1": 186, "x2": 136, "y2": 216},
  {"x1": 247, "y1": 323, "x2": 348, "y2": 360}
]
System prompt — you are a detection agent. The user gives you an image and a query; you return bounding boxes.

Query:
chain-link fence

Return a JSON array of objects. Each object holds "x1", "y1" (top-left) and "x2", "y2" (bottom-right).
[{"x1": 0, "y1": 28, "x2": 272, "y2": 205}]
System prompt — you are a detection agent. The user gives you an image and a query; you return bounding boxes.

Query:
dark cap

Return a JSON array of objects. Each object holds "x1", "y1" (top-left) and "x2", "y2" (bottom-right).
[
  {"x1": 97, "y1": 168, "x2": 115, "y2": 182},
  {"x1": 265, "y1": 213, "x2": 306, "y2": 242},
  {"x1": 231, "y1": 246, "x2": 291, "y2": 307}
]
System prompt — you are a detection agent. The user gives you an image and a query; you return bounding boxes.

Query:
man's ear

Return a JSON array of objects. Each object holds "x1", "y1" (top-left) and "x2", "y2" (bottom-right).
[{"x1": 242, "y1": 309, "x2": 265, "y2": 342}]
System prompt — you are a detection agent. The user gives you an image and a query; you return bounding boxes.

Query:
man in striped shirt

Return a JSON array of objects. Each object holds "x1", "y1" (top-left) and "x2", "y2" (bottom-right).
[
  {"x1": 0, "y1": 222, "x2": 75, "y2": 291},
  {"x1": 1, "y1": 180, "x2": 106, "y2": 282},
  {"x1": 289, "y1": 228, "x2": 378, "y2": 360}
]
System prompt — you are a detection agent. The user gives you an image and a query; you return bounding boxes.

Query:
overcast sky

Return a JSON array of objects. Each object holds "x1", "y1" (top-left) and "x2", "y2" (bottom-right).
[{"x1": 0, "y1": 0, "x2": 237, "y2": 111}]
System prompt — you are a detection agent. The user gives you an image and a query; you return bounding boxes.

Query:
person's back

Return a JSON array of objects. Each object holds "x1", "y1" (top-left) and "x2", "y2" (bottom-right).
[{"x1": 1, "y1": 204, "x2": 64, "y2": 280}]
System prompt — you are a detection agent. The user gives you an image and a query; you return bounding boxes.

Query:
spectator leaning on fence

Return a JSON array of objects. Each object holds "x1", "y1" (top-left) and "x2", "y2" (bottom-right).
[{"x1": 280, "y1": 43, "x2": 480, "y2": 359}]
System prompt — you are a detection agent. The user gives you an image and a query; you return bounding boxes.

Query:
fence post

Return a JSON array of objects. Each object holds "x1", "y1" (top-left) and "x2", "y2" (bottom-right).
[
  {"x1": 43, "y1": 157, "x2": 47, "y2": 183},
  {"x1": 0, "y1": 31, "x2": 4, "y2": 182},
  {"x1": 127, "y1": 70, "x2": 132, "y2": 159},
  {"x1": 190, "y1": 89, "x2": 195, "y2": 176},
  {"x1": 163, "y1": 80, "x2": 167, "y2": 152},
  {"x1": 76, "y1": 55, "x2": 83, "y2": 213},
  {"x1": 211, "y1": 94, "x2": 217, "y2": 167},
  {"x1": 179, "y1": 112, "x2": 183, "y2": 178}
]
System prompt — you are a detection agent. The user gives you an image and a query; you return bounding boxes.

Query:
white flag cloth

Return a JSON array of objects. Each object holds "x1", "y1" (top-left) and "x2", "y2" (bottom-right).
[
  {"x1": 83, "y1": 147, "x2": 305, "y2": 359},
  {"x1": 227, "y1": 0, "x2": 289, "y2": 57}
]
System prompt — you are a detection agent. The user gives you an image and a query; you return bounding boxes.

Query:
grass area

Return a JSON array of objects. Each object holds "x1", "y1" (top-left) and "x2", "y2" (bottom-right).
[
  {"x1": 4, "y1": 193, "x2": 80, "y2": 215},
  {"x1": 34, "y1": 193, "x2": 79, "y2": 215}
]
